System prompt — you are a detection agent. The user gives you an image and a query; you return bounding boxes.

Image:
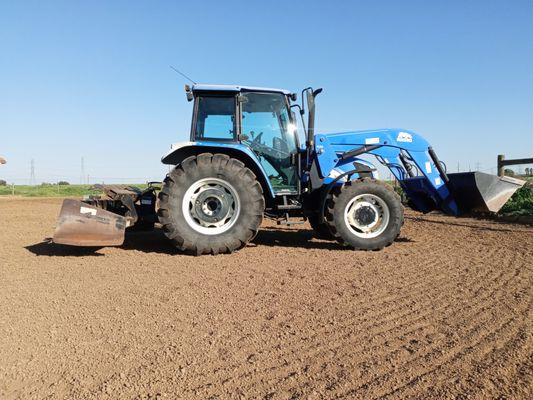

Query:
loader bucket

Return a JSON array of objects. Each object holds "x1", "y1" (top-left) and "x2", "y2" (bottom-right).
[
  {"x1": 53, "y1": 199, "x2": 127, "y2": 246},
  {"x1": 446, "y1": 172, "x2": 526, "y2": 214}
]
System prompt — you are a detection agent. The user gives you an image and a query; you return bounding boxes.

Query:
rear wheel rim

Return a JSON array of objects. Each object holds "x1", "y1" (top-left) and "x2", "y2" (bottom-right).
[
  {"x1": 343, "y1": 193, "x2": 390, "y2": 239},
  {"x1": 182, "y1": 178, "x2": 240, "y2": 235}
]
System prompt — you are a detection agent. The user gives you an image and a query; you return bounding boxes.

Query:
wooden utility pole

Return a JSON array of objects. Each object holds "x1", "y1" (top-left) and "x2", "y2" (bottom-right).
[{"x1": 497, "y1": 154, "x2": 505, "y2": 177}]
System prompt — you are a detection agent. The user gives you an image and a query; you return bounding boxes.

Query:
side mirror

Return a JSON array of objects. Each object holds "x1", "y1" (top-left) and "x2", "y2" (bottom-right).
[{"x1": 290, "y1": 93, "x2": 297, "y2": 102}]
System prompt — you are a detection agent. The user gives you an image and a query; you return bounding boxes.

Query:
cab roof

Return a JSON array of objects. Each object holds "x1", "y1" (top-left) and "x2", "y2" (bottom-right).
[{"x1": 192, "y1": 84, "x2": 292, "y2": 96}]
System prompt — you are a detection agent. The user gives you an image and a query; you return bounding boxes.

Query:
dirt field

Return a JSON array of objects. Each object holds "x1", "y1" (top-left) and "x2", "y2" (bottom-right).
[{"x1": 0, "y1": 198, "x2": 531, "y2": 399}]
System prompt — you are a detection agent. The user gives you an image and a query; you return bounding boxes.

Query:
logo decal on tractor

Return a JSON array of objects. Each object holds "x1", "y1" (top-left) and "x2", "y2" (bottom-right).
[
  {"x1": 397, "y1": 132, "x2": 413, "y2": 142},
  {"x1": 365, "y1": 137, "x2": 380, "y2": 144}
]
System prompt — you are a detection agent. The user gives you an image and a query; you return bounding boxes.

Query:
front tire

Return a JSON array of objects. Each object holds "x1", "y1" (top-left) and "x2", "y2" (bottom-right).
[
  {"x1": 158, "y1": 153, "x2": 265, "y2": 255},
  {"x1": 325, "y1": 178, "x2": 403, "y2": 250}
]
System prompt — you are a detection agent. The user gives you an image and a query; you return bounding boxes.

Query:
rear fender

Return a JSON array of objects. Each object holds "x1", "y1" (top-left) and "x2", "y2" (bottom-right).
[{"x1": 161, "y1": 141, "x2": 275, "y2": 199}]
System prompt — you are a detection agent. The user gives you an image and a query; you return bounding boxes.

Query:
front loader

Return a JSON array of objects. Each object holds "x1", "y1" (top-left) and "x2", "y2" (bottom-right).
[{"x1": 53, "y1": 84, "x2": 525, "y2": 254}]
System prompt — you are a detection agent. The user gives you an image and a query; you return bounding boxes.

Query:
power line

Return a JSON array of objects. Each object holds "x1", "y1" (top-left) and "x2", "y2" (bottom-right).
[
  {"x1": 81, "y1": 157, "x2": 85, "y2": 184},
  {"x1": 30, "y1": 159, "x2": 35, "y2": 185}
]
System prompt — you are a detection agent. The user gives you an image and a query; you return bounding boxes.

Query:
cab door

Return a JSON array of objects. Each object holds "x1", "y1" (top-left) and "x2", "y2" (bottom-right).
[{"x1": 240, "y1": 92, "x2": 299, "y2": 194}]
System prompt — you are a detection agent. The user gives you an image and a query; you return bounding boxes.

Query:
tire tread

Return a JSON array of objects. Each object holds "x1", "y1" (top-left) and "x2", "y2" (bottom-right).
[
  {"x1": 325, "y1": 178, "x2": 404, "y2": 250},
  {"x1": 157, "y1": 153, "x2": 264, "y2": 255}
]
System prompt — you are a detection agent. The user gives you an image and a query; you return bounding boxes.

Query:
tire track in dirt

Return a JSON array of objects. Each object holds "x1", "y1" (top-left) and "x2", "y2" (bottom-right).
[
  {"x1": 247, "y1": 261, "x2": 526, "y2": 397},
  {"x1": 114, "y1": 244, "x2": 504, "y2": 394},
  {"x1": 337, "y1": 253, "x2": 531, "y2": 398},
  {"x1": 205, "y1": 240, "x2": 529, "y2": 397},
  {"x1": 102, "y1": 231, "x2": 520, "y2": 396}
]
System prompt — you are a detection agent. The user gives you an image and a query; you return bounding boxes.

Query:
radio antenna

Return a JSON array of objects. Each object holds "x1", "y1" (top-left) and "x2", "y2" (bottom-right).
[{"x1": 169, "y1": 65, "x2": 197, "y2": 85}]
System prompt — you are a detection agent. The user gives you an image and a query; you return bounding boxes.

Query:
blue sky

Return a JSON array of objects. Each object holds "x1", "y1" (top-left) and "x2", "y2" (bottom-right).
[{"x1": 1, "y1": 0, "x2": 532, "y2": 183}]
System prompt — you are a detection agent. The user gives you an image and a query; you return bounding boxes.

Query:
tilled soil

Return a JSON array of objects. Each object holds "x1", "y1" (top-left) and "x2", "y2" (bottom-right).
[{"x1": 0, "y1": 198, "x2": 532, "y2": 399}]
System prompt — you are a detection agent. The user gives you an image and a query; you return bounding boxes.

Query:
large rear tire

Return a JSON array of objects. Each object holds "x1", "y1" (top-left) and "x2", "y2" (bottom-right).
[
  {"x1": 325, "y1": 178, "x2": 403, "y2": 250},
  {"x1": 158, "y1": 153, "x2": 265, "y2": 255}
]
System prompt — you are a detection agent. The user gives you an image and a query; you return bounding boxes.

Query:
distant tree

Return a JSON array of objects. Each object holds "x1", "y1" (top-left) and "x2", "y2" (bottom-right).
[
  {"x1": 58, "y1": 181, "x2": 70, "y2": 186},
  {"x1": 504, "y1": 168, "x2": 515, "y2": 177},
  {"x1": 41, "y1": 182, "x2": 52, "y2": 186},
  {"x1": 0, "y1": 179, "x2": 6, "y2": 186}
]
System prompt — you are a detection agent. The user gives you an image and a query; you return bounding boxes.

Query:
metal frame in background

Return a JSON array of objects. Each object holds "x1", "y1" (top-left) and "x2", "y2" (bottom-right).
[{"x1": 497, "y1": 154, "x2": 533, "y2": 177}]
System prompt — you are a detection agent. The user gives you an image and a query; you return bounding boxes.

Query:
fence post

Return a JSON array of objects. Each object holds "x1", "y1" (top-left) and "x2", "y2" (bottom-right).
[
  {"x1": 11, "y1": 183, "x2": 14, "y2": 196},
  {"x1": 497, "y1": 154, "x2": 505, "y2": 177}
]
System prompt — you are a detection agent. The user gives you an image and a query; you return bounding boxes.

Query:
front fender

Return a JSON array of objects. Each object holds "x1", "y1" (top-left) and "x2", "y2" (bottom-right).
[
  {"x1": 161, "y1": 141, "x2": 275, "y2": 198},
  {"x1": 322, "y1": 157, "x2": 378, "y2": 184}
]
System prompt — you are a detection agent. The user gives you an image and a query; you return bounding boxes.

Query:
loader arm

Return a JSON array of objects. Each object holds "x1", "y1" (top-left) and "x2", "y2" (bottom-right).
[{"x1": 315, "y1": 129, "x2": 525, "y2": 216}]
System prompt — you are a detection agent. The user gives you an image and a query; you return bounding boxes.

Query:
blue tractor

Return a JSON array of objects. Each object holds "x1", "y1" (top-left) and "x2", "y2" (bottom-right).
[{"x1": 52, "y1": 84, "x2": 525, "y2": 254}]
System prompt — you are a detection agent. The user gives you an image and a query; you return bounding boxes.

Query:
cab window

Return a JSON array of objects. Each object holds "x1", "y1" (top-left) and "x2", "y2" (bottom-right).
[{"x1": 194, "y1": 95, "x2": 235, "y2": 140}]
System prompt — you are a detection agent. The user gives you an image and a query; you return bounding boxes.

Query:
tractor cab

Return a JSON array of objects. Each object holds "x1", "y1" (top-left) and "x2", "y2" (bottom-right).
[{"x1": 189, "y1": 84, "x2": 301, "y2": 194}]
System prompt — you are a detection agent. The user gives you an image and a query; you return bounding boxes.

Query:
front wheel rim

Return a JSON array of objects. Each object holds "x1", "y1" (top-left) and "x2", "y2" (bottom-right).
[
  {"x1": 343, "y1": 193, "x2": 390, "y2": 239},
  {"x1": 182, "y1": 178, "x2": 240, "y2": 235}
]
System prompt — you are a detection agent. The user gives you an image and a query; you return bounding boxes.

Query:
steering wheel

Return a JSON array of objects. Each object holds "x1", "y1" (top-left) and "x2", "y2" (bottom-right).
[{"x1": 251, "y1": 131, "x2": 263, "y2": 145}]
